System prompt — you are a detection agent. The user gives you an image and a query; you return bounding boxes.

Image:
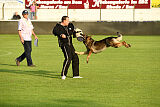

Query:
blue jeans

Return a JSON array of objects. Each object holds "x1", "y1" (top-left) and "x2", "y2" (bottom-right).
[
  {"x1": 17, "y1": 41, "x2": 33, "y2": 66},
  {"x1": 31, "y1": 12, "x2": 35, "y2": 20}
]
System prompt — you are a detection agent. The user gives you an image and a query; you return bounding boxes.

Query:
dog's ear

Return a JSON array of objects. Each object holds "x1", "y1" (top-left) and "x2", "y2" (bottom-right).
[{"x1": 81, "y1": 34, "x2": 87, "y2": 38}]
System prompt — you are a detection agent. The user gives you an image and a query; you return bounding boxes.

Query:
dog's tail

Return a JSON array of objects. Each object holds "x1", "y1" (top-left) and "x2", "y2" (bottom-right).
[{"x1": 116, "y1": 32, "x2": 122, "y2": 41}]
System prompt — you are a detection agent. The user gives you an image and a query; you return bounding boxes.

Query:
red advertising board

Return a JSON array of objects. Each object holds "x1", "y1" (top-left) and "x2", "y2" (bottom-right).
[{"x1": 25, "y1": 0, "x2": 150, "y2": 9}]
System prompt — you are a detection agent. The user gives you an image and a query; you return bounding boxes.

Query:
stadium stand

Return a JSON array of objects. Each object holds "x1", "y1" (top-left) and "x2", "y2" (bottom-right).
[{"x1": 0, "y1": 0, "x2": 160, "y2": 21}]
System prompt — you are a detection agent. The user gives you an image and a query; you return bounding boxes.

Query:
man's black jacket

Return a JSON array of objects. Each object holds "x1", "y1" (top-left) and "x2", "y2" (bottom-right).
[{"x1": 53, "y1": 23, "x2": 76, "y2": 47}]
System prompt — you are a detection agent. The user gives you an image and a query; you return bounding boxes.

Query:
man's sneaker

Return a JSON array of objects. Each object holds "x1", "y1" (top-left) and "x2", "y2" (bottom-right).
[
  {"x1": 15, "y1": 59, "x2": 20, "y2": 66},
  {"x1": 62, "y1": 76, "x2": 66, "y2": 80},
  {"x1": 73, "y1": 76, "x2": 83, "y2": 79},
  {"x1": 28, "y1": 65, "x2": 36, "y2": 67}
]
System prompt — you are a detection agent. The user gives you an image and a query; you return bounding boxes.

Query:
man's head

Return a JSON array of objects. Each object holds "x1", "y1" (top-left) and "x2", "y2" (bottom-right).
[
  {"x1": 61, "y1": 16, "x2": 69, "y2": 26},
  {"x1": 22, "y1": 10, "x2": 28, "y2": 19},
  {"x1": 15, "y1": 12, "x2": 18, "y2": 16}
]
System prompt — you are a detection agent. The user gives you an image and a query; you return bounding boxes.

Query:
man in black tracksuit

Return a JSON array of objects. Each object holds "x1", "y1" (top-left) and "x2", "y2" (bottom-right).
[{"x1": 53, "y1": 16, "x2": 83, "y2": 80}]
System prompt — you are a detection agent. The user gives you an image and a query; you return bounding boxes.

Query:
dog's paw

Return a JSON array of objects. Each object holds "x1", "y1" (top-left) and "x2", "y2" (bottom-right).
[
  {"x1": 75, "y1": 51, "x2": 81, "y2": 55},
  {"x1": 75, "y1": 51, "x2": 86, "y2": 55},
  {"x1": 128, "y1": 44, "x2": 131, "y2": 47},
  {"x1": 75, "y1": 51, "x2": 79, "y2": 54},
  {"x1": 86, "y1": 59, "x2": 89, "y2": 63}
]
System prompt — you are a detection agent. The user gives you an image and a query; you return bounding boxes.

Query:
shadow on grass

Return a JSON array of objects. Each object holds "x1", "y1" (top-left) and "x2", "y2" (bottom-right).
[
  {"x1": 0, "y1": 98, "x2": 107, "y2": 107},
  {"x1": 0, "y1": 63, "x2": 24, "y2": 66},
  {"x1": 0, "y1": 63, "x2": 75, "y2": 79},
  {"x1": 0, "y1": 68, "x2": 61, "y2": 79}
]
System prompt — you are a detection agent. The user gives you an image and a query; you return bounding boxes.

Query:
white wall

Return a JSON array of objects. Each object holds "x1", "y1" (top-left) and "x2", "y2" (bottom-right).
[
  {"x1": 68, "y1": 9, "x2": 100, "y2": 21},
  {"x1": 101, "y1": 9, "x2": 134, "y2": 21},
  {"x1": 37, "y1": 8, "x2": 160, "y2": 21},
  {"x1": 37, "y1": 9, "x2": 67, "y2": 21},
  {"x1": 37, "y1": 9, "x2": 101, "y2": 21},
  {"x1": 134, "y1": 8, "x2": 160, "y2": 21}
]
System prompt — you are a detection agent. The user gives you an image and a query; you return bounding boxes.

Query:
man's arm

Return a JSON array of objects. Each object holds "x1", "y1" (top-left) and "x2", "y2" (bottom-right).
[
  {"x1": 18, "y1": 30, "x2": 24, "y2": 44},
  {"x1": 18, "y1": 20, "x2": 24, "y2": 44},
  {"x1": 68, "y1": 23, "x2": 76, "y2": 38},
  {"x1": 53, "y1": 25, "x2": 61, "y2": 36},
  {"x1": 53, "y1": 25, "x2": 66, "y2": 38},
  {"x1": 32, "y1": 30, "x2": 38, "y2": 39},
  {"x1": 73, "y1": 30, "x2": 76, "y2": 38}
]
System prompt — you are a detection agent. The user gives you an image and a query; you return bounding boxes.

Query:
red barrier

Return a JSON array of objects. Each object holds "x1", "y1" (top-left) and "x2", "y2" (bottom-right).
[{"x1": 25, "y1": 0, "x2": 150, "y2": 9}]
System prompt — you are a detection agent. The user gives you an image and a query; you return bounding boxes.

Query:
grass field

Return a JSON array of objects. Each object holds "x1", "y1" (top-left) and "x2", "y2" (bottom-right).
[{"x1": 0, "y1": 34, "x2": 160, "y2": 107}]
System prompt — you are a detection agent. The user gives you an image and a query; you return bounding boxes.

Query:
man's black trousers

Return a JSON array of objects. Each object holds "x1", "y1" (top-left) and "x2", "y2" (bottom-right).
[
  {"x1": 17, "y1": 41, "x2": 33, "y2": 66},
  {"x1": 60, "y1": 45, "x2": 79, "y2": 77}
]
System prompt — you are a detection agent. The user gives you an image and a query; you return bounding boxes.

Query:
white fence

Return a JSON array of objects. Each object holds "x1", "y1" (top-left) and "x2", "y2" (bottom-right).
[{"x1": 0, "y1": 1, "x2": 160, "y2": 21}]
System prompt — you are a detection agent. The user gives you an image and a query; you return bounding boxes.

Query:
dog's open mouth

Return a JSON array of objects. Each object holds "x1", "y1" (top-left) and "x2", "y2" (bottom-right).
[{"x1": 77, "y1": 36, "x2": 84, "y2": 42}]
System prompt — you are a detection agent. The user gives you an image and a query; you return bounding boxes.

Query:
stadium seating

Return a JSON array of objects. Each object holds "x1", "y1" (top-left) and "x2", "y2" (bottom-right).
[{"x1": 0, "y1": 0, "x2": 160, "y2": 21}]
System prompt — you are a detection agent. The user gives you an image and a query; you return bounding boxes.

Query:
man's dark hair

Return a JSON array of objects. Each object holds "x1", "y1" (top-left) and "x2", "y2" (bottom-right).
[{"x1": 61, "y1": 16, "x2": 69, "y2": 22}]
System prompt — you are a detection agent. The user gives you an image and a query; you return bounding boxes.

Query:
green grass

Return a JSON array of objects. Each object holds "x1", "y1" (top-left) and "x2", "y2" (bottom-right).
[{"x1": 0, "y1": 34, "x2": 160, "y2": 107}]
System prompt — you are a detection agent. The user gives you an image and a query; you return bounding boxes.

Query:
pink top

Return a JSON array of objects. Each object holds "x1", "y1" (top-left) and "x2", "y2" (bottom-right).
[{"x1": 30, "y1": 5, "x2": 35, "y2": 12}]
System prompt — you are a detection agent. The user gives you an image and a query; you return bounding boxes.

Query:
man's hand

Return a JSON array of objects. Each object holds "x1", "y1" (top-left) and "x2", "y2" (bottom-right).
[
  {"x1": 20, "y1": 38, "x2": 24, "y2": 44},
  {"x1": 61, "y1": 34, "x2": 66, "y2": 38},
  {"x1": 34, "y1": 35, "x2": 38, "y2": 39}
]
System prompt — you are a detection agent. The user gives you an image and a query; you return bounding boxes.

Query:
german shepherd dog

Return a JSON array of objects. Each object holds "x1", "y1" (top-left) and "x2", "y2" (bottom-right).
[{"x1": 75, "y1": 28, "x2": 131, "y2": 63}]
